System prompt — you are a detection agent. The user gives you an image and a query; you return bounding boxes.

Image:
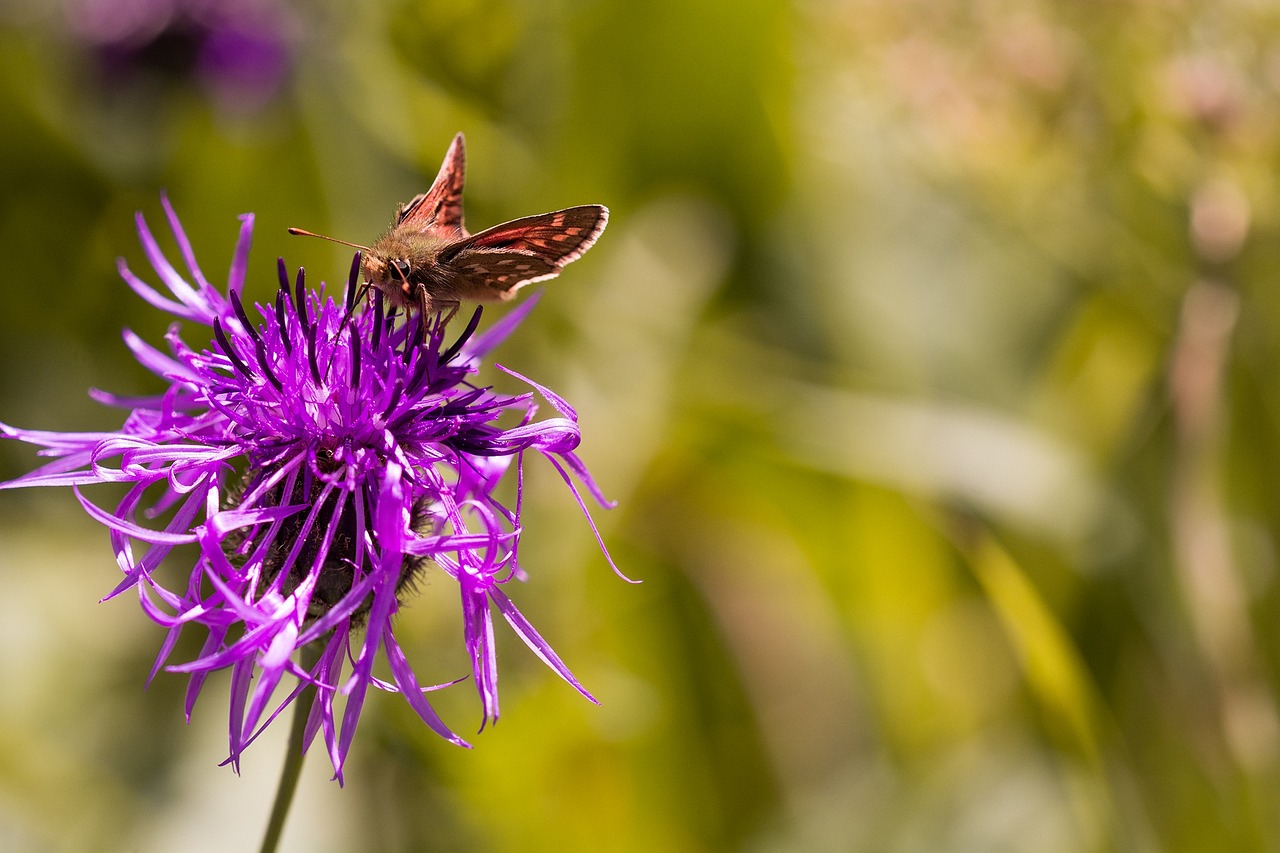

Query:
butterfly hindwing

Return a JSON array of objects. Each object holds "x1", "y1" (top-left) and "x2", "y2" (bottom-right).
[
  {"x1": 450, "y1": 252, "x2": 563, "y2": 299},
  {"x1": 396, "y1": 133, "x2": 468, "y2": 236}
]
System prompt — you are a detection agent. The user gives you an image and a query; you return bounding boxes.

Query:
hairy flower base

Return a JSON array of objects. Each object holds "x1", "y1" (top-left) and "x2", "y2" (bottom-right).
[
  {"x1": 0, "y1": 199, "x2": 620, "y2": 782},
  {"x1": 222, "y1": 460, "x2": 431, "y2": 624}
]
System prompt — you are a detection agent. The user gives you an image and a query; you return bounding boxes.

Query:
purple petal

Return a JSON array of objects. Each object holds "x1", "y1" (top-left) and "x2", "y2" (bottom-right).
[
  {"x1": 462, "y1": 290, "x2": 541, "y2": 361},
  {"x1": 118, "y1": 258, "x2": 205, "y2": 322},
  {"x1": 490, "y1": 586, "x2": 597, "y2": 703},
  {"x1": 73, "y1": 487, "x2": 198, "y2": 544},
  {"x1": 385, "y1": 629, "x2": 470, "y2": 747},
  {"x1": 134, "y1": 211, "x2": 208, "y2": 314},
  {"x1": 161, "y1": 193, "x2": 214, "y2": 293}
]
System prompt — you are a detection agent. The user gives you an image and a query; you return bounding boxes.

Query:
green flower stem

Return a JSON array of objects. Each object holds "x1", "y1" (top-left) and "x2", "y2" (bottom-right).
[{"x1": 259, "y1": 642, "x2": 323, "y2": 853}]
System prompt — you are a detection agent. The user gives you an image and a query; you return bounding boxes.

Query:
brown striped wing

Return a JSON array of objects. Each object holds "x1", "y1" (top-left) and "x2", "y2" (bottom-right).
[
  {"x1": 441, "y1": 205, "x2": 609, "y2": 296},
  {"x1": 396, "y1": 133, "x2": 468, "y2": 237}
]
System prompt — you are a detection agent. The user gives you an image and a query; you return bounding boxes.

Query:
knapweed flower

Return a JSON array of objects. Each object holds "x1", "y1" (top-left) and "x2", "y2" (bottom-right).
[{"x1": 0, "y1": 198, "x2": 619, "y2": 782}]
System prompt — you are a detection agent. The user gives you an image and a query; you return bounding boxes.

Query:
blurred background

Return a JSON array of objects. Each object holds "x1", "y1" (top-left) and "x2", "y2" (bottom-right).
[{"x1": 2, "y1": 0, "x2": 1280, "y2": 850}]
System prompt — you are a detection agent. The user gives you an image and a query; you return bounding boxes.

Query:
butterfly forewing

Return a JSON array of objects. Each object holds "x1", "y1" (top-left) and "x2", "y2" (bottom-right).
[
  {"x1": 396, "y1": 132, "x2": 468, "y2": 236},
  {"x1": 445, "y1": 206, "x2": 608, "y2": 264},
  {"x1": 442, "y1": 205, "x2": 608, "y2": 297}
]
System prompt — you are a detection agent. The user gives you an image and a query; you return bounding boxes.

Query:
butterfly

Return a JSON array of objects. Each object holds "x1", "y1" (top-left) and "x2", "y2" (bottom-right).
[{"x1": 290, "y1": 132, "x2": 608, "y2": 333}]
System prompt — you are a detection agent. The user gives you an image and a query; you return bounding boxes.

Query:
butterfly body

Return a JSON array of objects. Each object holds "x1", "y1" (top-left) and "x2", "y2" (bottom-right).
[
  {"x1": 293, "y1": 133, "x2": 608, "y2": 326},
  {"x1": 361, "y1": 230, "x2": 462, "y2": 311}
]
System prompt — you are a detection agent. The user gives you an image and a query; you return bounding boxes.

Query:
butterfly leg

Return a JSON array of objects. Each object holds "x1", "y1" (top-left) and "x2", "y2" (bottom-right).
[
  {"x1": 438, "y1": 300, "x2": 461, "y2": 329},
  {"x1": 415, "y1": 285, "x2": 433, "y2": 343}
]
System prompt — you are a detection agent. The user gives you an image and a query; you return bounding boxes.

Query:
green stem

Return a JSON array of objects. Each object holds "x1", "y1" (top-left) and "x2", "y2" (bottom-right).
[{"x1": 258, "y1": 642, "x2": 323, "y2": 853}]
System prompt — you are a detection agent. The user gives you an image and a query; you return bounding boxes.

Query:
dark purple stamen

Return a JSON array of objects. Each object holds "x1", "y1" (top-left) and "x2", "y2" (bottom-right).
[
  {"x1": 380, "y1": 377, "x2": 404, "y2": 419},
  {"x1": 439, "y1": 307, "x2": 484, "y2": 366},
  {"x1": 276, "y1": 256, "x2": 290, "y2": 292},
  {"x1": 274, "y1": 290, "x2": 292, "y2": 355},
  {"x1": 350, "y1": 339, "x2": 361, "y2": 388},
  {"x1": 449, "y1": 388, "x2": 488, "y2": 410},
  {"x1": 254, "y1": 337, "x2": 283, "y2": 392},
  {"x1": 345, "y1": 253, "x2": 361, "y2": 314},
  {"x1": 230, "y1": 291, "x2": 263, "y2": 346},
  {"x1": 294, "y1": 268, "x2": 309, "y2": 330},
  {"x1": 404, "y1": 343, "x2": 434, "y2": 396},
  {"x1": 370, "y1": 292, "x2": 385, "y2": 352},
  {"x1": 306, "y1": 321, "x2": 322, "y2": 387},
  {"x1": 404, "y1": 315, "x2": 425, "y2": 363},
  {"x1": 213, "y1": 318, "x2": 255, "y2": 378}
]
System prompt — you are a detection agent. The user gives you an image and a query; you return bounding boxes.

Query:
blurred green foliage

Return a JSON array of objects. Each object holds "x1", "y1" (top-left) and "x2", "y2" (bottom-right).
[{"x1": 3, "y1": 0, "x2": 1280, "y2": 850}]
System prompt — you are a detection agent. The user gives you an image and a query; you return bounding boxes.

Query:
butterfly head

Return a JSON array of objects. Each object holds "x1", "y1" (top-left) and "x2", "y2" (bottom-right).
[
  {"x1": 357, "y1": 253, "x2": 406, "y2": 304},
  {"x1": 361, "y1": 254, "x2": 411, "y2": 284}
]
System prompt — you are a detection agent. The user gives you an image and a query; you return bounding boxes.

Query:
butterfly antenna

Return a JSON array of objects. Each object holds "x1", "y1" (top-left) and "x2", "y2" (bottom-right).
[
  {"x1": 287, "y1": 228, "x2": 373, "y2": 253},
  {"x1": 290, "y1": 227, "x2": 375, "y2": 360}
]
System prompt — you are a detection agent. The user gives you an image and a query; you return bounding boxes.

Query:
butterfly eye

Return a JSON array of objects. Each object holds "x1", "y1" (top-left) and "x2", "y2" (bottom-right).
[{"x1": 391, "y1": 259, "x2": 412, "y2": 280}]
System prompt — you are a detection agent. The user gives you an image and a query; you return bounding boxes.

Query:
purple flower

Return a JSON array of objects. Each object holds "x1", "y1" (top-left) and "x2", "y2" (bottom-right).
[
  {"x1": 66, "y1": 0, "x2": 291, "y2": 111},
  {"x1": 0, "y1": 198, "x2": 620, "y2": 782}
]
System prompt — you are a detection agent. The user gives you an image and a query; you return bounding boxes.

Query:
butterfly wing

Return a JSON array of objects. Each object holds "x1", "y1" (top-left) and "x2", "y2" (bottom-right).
[
  {"x1": 440, "y1": 205, "x2": 609, "y2": 299},
  {"x1": 396, "y1": 133, "x2": 468, "y2": 236}
]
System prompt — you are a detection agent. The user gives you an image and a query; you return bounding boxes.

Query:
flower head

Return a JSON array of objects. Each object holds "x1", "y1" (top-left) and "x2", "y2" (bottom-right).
[{"x1": 0, "y1": 198, "x2": 619, "y2": 782}]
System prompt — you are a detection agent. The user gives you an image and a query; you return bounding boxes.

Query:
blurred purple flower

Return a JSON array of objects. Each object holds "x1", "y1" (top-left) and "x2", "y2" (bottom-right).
[
  {"x1": 66, "y1": 0, "x2": 290, "y2": 111},
  {"x1": 0, "y1": 199, "x2": 619, "y2": 782}
]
